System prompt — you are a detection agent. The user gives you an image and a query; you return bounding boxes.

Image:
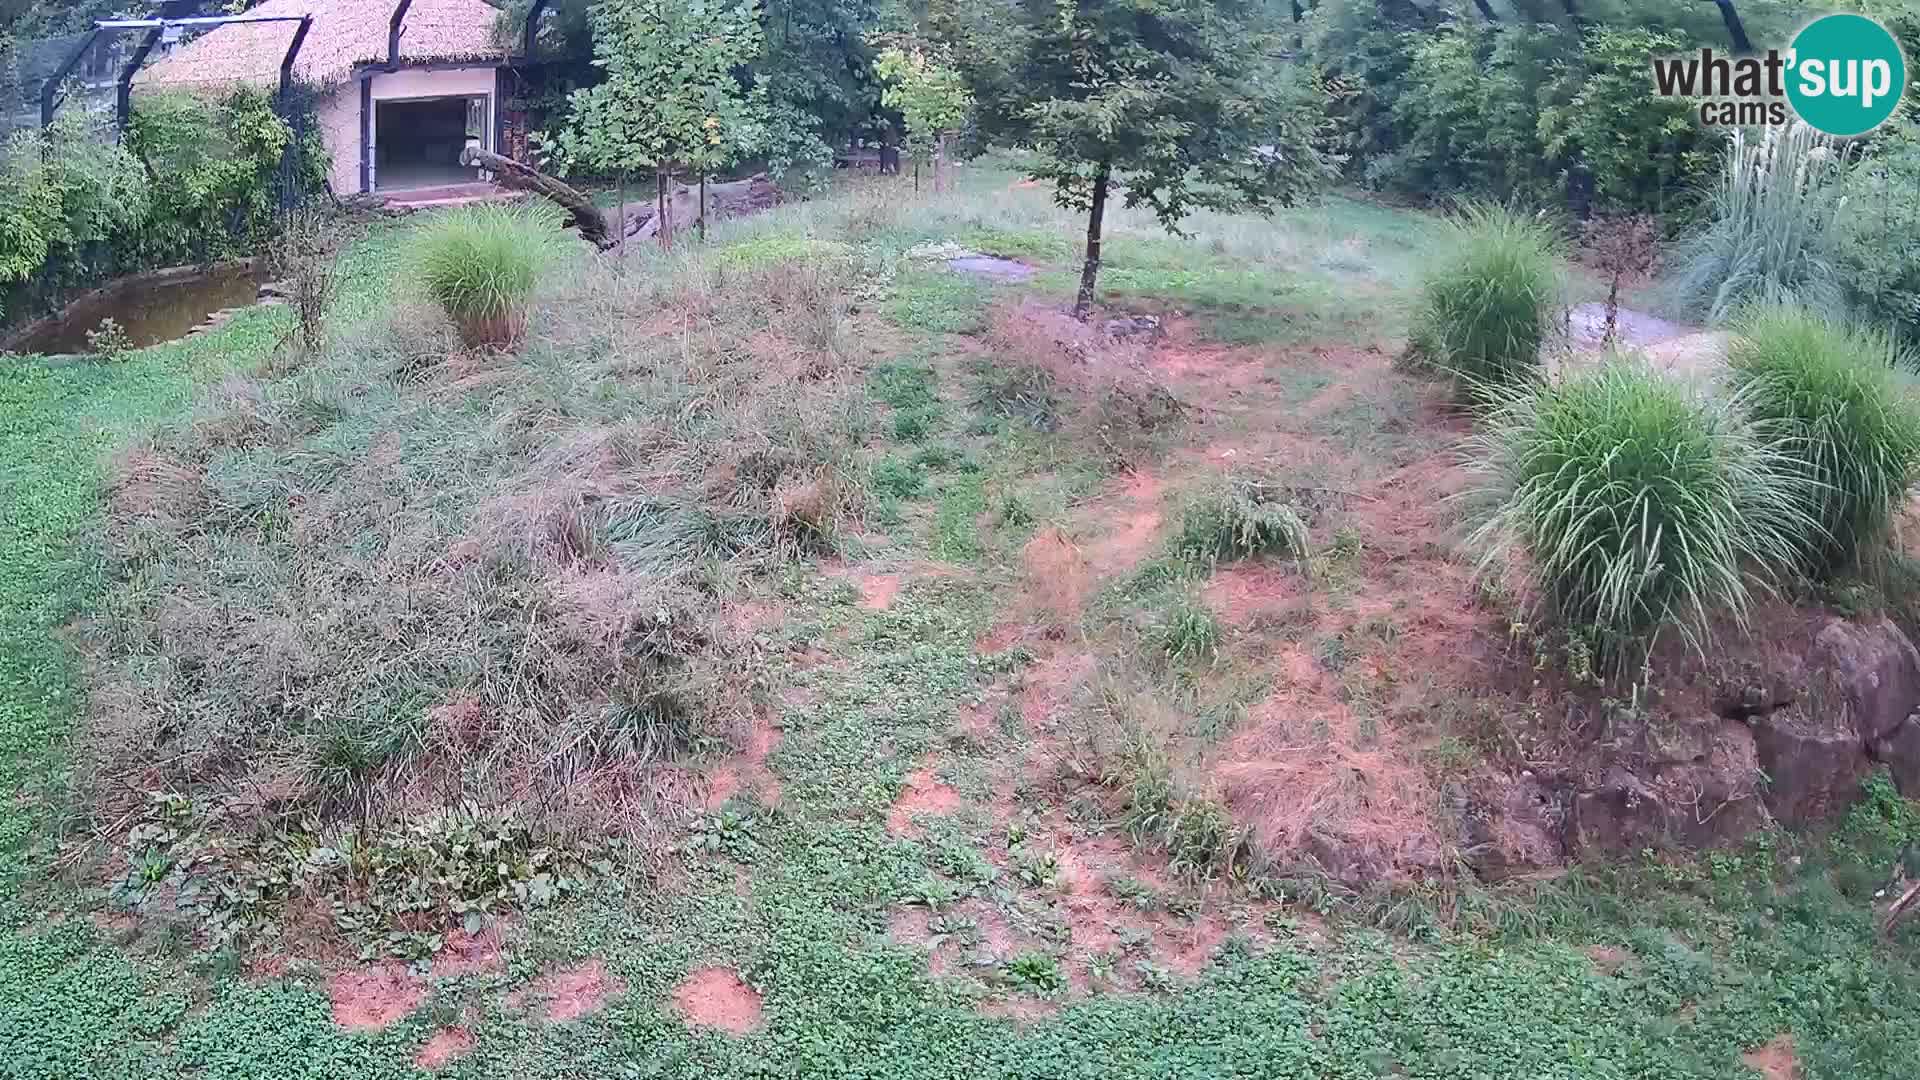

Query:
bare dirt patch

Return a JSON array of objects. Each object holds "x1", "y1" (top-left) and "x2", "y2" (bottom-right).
[
  {"x1": 857, "y1": 572, "x2": 904, "y2": 611},
  {"x1": 1584, "y1": 945, "x2": 1633, "y2": 976},
  {"x1": 1020, "y1": 650, "x2": 1099, "y2": 730},
  {"x1": 1202, "y1": 562, "x2": 1310, "y2": 628},
  {"x1": 1741, "y1": 1034, "x2": 1800, "y2": 1080},
  {"x1": 674, "y1": 966, "x2": 764, "y2": 1035},
  {"x1": 415, "y1": 1027, "x2": 475, "y2": 1070},
  {"x1": 432, "y1": 924, "x2": 505, "y2": 978},
  {"x1": 534, "y1": 958, "x2": 626, "y2": 1023},
  {"x1": 705, "y1": 708, "x2": 784, "y2": 809},
  {"x1": 1081, "y1": 470, "x2": 1165, "y2": 577},
  {"x1": 328, "y1": 964, "x2": 425, "y2": 1030},
  {"x1": 887, "y1": 765, "x2": 965, "y2": 836},
  {"x1": 1020, "y1": 526, "x2": 1091, "y2": 631}
]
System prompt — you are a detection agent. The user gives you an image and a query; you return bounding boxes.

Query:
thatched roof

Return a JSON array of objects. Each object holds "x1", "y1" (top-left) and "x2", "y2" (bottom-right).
[{"x1": 135, "y1": 0, "x2": 507, "y2": 91}]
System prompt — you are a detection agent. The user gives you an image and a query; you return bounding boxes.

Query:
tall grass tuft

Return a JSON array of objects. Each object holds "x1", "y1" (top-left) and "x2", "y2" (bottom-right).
[
  {"x1": 409, "y1": 202, "x2": 562, "y2": 350},
  {"x1": 1666, "y1": 123, "x2": 1851, "y2": 325},
  {"x1": 1725, "y1": 304, "x2": 1920, "y2": 574},
  {"x1": 1405, "y1": 203, "x2": 1561, "y2": 400},
  {"x1": 1464, "y1": 361, "x2": 1811, "y2": 670},
  {"x1": 1171, "y1": 475, "x2": 1312, "y2": 565}
]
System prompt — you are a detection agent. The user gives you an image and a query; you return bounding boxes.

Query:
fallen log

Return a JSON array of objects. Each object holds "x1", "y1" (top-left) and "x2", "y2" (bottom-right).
[
  {"x1": 459, "y1": 146, "x2": 618, "y2": 250},
  {"x1": 457, "y1": 147, "x2": 779, "y2": 248}
]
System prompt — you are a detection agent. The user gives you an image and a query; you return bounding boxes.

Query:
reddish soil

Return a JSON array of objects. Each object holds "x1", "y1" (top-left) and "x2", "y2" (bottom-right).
[
  {"x1": 1081, "y1": 470, "x2": 1165, "y2": 576},
  {"x1": 1019, "y1": 650, "x2": 1098, "y2": 730},
  {"x1": 327, "y1": 964, "x2": 425, "y2": 1030},
  {"x1": 857, "y1": 573, "x2": 904, "y2": 611},
  {"x1": 673, "y1": 967, "x2": 765, "y2": 1035},
  {"x1": 414, "y1": 1027, "x2": 474, "y2": 1070},
  {"x1": 1201, "y1": 562, "x2": 1310, "y2": 627},
  {"x1": 432, "y1": 925, "x2": 505, "y2": 978},
  {"x1": 534, "y1": 959, "x2": 626, "y2": 1023},
  {"x1": 887, "y1": 765, "x2": 965, "y2": 836},
  {"x1": 1741, "y1": 1034, "x2": 1800, "y2": 1080},
  {"x1": 1584, "y1": 945, "x2": 1633, "y2": 976},
  {"x1": 706, "y1": 708, "x2": 784, "y2": 809},
  {"x1": 1020, "y1": 527, "x2": 1091, "y2": 631},
  {"x1": 975, "y1": 620, "x2": 1028, "y2": 654}
]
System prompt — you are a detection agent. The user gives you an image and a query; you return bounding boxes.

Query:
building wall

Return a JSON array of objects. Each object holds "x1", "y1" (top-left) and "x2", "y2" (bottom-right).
[{"x1": 318, "y1": 64, "x2": 500, "y2": 195}]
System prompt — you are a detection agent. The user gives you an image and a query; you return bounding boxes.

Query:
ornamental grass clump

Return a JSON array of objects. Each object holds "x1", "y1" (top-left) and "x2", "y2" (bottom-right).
[
  {"x1": 410, "y1": 202, "x2": 562, "y2": 350},
  {"x1": 1405, "y1": 204, "x2": 1562, "y2": 401},
  {"x1": 1666, "y1": 123, "x2": 1850, "y2": 325},
  {"x1": 1725, "y1": 304, "x2": 1920, "y2": 574},
  {"x1": 1465, "y1": 361, "x2": 1811, "y2": 670}
]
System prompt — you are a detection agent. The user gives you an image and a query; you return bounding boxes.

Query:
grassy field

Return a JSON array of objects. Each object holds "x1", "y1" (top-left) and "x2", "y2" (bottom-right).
[{"x1": 1, "y1": 162, "x2": 1917, "y2": 1079}]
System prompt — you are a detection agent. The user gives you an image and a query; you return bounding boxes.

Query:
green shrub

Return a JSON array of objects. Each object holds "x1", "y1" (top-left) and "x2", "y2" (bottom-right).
[
  {"x1": 409, "y1": 203, "x2": 560, "y2": 349},
  {"x1": 1171, "y1": 476, "x2": 1311, "y2": 565},
  {"x1": 1666, "y1": 123, "x2": 1850, "y2": 325},
  {"x1": 1405, "y1": 204, "x2": 1560, "y2": 398},
  {"x1": 1837, "y1": 123, "x2": 1920, "y2": 349},
  {"x1": 1724, "y1": 305, "x2": 1920, "y2": 574},
  {"x1": 1465, "y1": 361, "x2": 1810, "y2": 669}
]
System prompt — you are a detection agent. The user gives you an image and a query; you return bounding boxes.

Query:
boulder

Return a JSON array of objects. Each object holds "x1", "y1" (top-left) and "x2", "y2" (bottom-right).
[
  {"x1": 1457, "y1": 773, "x2": 1565, "y2": 881},
  {"x1": 1872, "y1": 715, "x2": 1920, "y2": 797},
  {"x1": 1569, "y1": 719, "x2": 1770, "y2": 856},
  {"x1": 1751, "y1": 617, "x2": 1920, "y2": 823},
  {"x1": 1808, "y1": 617, "x2": 1920, "y2": 742}
]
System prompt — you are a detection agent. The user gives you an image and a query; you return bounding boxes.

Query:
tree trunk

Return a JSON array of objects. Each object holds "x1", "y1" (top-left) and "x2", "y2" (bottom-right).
[
  {"x1": 1471, "y1": 0, "x2": 1500, "y2": 21},
  {"x1": 1073, "y1": 160, "x2": 1111, "y2": 322},
  {"x1": 458, "y1": 145, "x2": 615, "y2": 251},
  {"x1": 698, "y1": 174, "x2": 707, "y2": 243},
  {"x1": 617, "y1": 172, "x2": 627, "y2": 259},
  {"x1": 656, "y1": 169, "x2": 668, "y2": 250},
  {"x1": 1713, "y1": 0, "x2": 1753, "y2": 53}
]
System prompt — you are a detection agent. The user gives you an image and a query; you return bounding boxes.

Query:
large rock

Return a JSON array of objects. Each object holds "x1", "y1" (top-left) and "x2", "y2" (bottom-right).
[
  {"x1": 1751, "y1": 617, "x2": 1920, "y2": 823},
  {"x1": 1569, "y1": 719, "x2": 1770, "y2": 856},
  {"x1": 1457, "y1": 774, "x2": 1566, "y2": 881},
  {"x1": 1872, "y1": 715, "x2": 1920, "y2": 797}
]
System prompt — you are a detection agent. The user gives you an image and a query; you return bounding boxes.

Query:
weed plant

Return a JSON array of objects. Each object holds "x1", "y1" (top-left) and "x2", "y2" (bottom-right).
[{"x1": 1171, "y1": 475, "x2": 1312, "y2": 565}]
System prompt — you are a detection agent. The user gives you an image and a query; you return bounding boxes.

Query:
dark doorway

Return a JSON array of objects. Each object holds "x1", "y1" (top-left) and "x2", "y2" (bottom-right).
[{"x1": 374, "y1": 97, "x2": 480, "y2": 191}]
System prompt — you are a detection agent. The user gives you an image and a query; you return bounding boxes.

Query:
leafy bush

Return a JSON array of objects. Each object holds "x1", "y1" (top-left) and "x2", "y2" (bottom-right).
[
  {"x1": 1666, "y1": 123, "x2": 1850, "y2": 325},
  {"x1": 0, "y1": 113, "x2": 148, "y2": 301},
  {"x1": 1465, "y1": 361, "x2": 1810, "y2": 669},
  {"x1": 0, "y1": 88, "x2": 326, "y2": 324},
  {"x1": 1171, "y1": 475, "x2": 1311, "y2": 565},
  {"x1": 409, "y1": 203, "x2": 561, "y2": 349},
  {"x1": 1724, "y1": 305, "x2": 1920, "y2": 574},
  {"x1": 1837, "y1": 123, "x2": 1920, "y2": 349},
  {"x1": 1405, "y1": 204, "x2": 1560, "y2": 398},
  {"x1": 126, "y1": 88, "x2": 320, "y2": 267},
  {"x1": 1536, "y1": 26, "x2": 1720, "y2": 215}
]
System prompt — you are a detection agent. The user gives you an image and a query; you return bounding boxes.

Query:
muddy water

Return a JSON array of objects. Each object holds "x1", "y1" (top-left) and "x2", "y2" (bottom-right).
[{"x1": 6, "y1": 262, "x2": 270, "y2": 356}]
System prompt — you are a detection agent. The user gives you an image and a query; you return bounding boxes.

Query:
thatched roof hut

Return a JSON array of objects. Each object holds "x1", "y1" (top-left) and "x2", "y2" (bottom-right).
[{"x1": 136, "y1": 0, "x2": 508, "y2": 91}]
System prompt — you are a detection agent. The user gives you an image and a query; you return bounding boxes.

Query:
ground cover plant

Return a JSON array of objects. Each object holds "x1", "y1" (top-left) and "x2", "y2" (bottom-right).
[{"x1": 2, "y1": 157, "x2": 1920, "y2": 1080}]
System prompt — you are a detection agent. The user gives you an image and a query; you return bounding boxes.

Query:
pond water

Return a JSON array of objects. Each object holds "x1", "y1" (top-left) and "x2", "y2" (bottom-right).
[{"x1": 6, "y1": 262, "x2": 271, "y2": 356}]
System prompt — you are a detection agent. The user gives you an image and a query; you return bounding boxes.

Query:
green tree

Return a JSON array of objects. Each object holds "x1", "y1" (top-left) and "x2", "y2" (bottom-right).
[
  {"x1": 873, "y1": 41, "x2": 972, "y2": 191},
  {"x1": 550, "y1": 0, "x2": 767, "y2": 245},
  {"x1": 1002, "y1": 0, "x2": 1331, "y2": 318}
]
